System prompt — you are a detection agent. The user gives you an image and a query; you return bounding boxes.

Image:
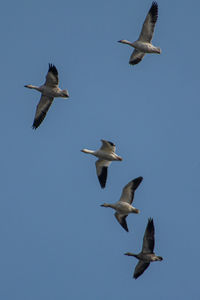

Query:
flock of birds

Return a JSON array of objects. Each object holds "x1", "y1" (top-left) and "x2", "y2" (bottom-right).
[{"x1": 24, "y1": 2, "x2": 163, "y2": 279}]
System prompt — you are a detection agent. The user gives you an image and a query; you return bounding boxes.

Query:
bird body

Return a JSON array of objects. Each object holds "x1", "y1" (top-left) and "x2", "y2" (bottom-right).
[
  {"x1": 101, "y1": 201, "x2": 139, "y2": 214},
  {"x1": 81, "y1": 149, "x2": 122, "y2": 161},
  {"x1": 24, "y1": 64, "x2": 69, "y2": 129},
  {"x1": 81, "y1": 140, "x2": 122, "y2": 188},
  {"x1": 118, "y1": 2, "x2": 161, "y2": 65},
  {"x1": 124, "y1": 218, "x2": 163, "y2": 278},
  {"x1": 24, "y1": 85, "x2": 69, "y2": 98},
  {"x1": 101, "y1": 177, "x2": 143, "y2": 231},
  {"x1": 114, "y1": 201, "x2": 139, "y2": 214},
  {"x1": 125, "y1": 252, "x2": 162, "y2": 262},
  {"x1": 132, "y1": 41, "x2": 161, "y2": 54}
]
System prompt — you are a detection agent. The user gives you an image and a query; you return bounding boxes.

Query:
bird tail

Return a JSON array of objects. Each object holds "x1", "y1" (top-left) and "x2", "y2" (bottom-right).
[
  {"x1": 133, "y1": 208, "x2": 140, "y2": 214},
  {"x1": 156, "y1": 47, "x2": 161, "y2": 54}
]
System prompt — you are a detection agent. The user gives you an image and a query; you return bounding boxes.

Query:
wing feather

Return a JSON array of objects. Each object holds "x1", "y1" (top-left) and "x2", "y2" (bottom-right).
[
  {"x1": 139, "y1": 2, "x2": 158, "y2": 43},
  {"x1": 129, "y1": 49, "x2": 145, "y2": 65},
  {"x1": 142, "y1": 218, "x2": 155, "y2": 253},
  {"x1": 100, "y1": 140, "x2": 116, "y2": 153},
  {"x1": 119, "y1": 177, "x2": 143, "y2": 204},
  {"x1": 32, "y1": 95, "x2": 54, "y2": 129},
  {"x1": 114, "y1": 212, "x2": 128, "y2": 232},
  {"x1": 134, "y1": 260, "x2": 150, "y2": 279},
  {"x1": 95, "y1": 159, "x2": 111, "y2": 188},
  {"x1": 44, "y1": 64, "x2": 59, "y2": 87}
]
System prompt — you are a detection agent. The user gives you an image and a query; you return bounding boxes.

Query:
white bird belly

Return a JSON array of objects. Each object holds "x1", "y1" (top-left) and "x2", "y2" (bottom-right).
[
  {"x1": 40, "y1": 86, "x2": 61, "y2": 98},
  {"x1": 115, "y1": 202, "x2": 133, "y2": 214},
  {"x1": 95, "y1": 150, "x2": 116, "y2": 161},
  {"x1": 133, "y1": 41, "x2": 159, "y2": 53}
]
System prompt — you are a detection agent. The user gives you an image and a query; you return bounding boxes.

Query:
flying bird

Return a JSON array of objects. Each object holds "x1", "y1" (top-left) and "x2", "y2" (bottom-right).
[
  {"x1": 124, "y1": 218, "x2": 163, "y2": 278},
  {"x1": 81, "y1": 140, "x2": 122, "y2": 188},
  {"x1": 100, "y1": 177, "x2": 143, "y2": 231},
  {"x1": 24, "y1": 64, "x2": 69, "y2": 129},
  {"x1": 118, "y1": 2, "x2": 161, "y2": 65}
]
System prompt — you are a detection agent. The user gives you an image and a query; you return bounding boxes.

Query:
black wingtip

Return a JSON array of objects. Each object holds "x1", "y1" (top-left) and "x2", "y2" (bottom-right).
[
  {"x1": 129, "y1": 58, "x2": 142, "y2": 65},
  {"x1": 98, "y1": 166, "x2": 107, "y2": 189},
  {"x1": 146, "y1": 218, "x2": 154, "y2": 233},
  {"x1": 107, "y1": 141, "x2": 115, "y2": 147},
  {"x1": 147, "y1": 218, "x2": 154, "y2": 226},
  {"x1": 151, "y1": 1, "x2": 158, "y2": 10},
  {"x1": 148, "y1": 217, "x2": 153, "y2": 222},
  {"x1": 121, "y1": 223, "x2": 129, "y2": 232},
  {"x1": 121, "y1": 217, "x2": 129, "y2": 232},
  {"x1": 149, "y1": 1, "x2": 158, "y2": 23},
  {"x1": 48, "y1": 63, "x2": 58, "y2": 76},
  {"x1": 132, "y1": 176, "x2": 143, "y2": 190}
]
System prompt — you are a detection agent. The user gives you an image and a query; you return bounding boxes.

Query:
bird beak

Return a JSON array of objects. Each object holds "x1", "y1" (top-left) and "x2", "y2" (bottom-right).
[
  {"x1": 118, "y1": 40, "x2": 123, "y2": 43},
  {"x1": 118, "y1": 156, "x2": 123, "y2": 161}
]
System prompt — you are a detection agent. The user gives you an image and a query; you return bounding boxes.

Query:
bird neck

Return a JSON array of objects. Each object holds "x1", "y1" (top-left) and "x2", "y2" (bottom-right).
[
  {"x1": 121, "y1": 40, "x2": 134, "y2": 47},
  {"x1": 124, "y1": 252, "x2": 139, "y2": 259},
  {"x1": 25, "y1": 85, "x2": 41, "y2": 92},
  {"x1": 81, "y1": 149, "x2": 95, "y2": 155},
  {"x1": 101, "y1": 203, "x2": 116, "y2": 209}
]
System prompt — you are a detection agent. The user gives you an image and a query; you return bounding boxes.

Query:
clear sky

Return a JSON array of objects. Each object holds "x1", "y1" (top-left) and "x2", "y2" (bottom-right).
[{"x1": 0, "y1": 0, "x2": 199, "y2": 299}]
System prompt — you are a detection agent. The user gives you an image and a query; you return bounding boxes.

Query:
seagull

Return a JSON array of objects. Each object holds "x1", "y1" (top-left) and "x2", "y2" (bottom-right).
[
  {"x1": 24, "y1": 64, "x2": 69, "y2": 129},
  {"x1": 81, "y1": 140, "x2": 122, "y2": 188},
  {"x1": 124, "y1": 218, "x2": 163, "y2": 279},
  {"x1": 118, "y1": 2, "x2": 161, "y2": 65},
  {"x1": 100, "y1": 177, "x2": 143, "y2": 231}
]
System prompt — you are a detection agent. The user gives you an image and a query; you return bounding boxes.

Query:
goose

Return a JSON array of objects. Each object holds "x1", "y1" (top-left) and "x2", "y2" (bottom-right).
[
  {"x1": 100, "y1": 177, "x2": 143, "y2": 231},
  {"x1": 81, "y1": 140, "x2": 122, "y2": 188},
  {"x1": 24, "y1": 64, "x2": 69, "y2": 129},
  {"x1": 124, "y1": 218, "x2": 163, "y2": 279},
  {"x1": 118, "y1": 2, "x2": 161, "y2": 65}
]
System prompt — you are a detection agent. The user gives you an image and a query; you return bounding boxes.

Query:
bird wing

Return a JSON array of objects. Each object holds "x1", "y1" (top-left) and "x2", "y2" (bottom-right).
[
  {"x1": 129, "y1": 49, "x2": 145, "y2": 65},
  {"x1": 32, "y1": 95, "x2": 54, "y2": 129},
  {"x1": 138, "y1": 2, "x2": 158, "y2": 43},
  {"x1": 95, "y1": 159, "x2": 111, "y2": 188},
  {"x1": 142, "y1": 218, "x2": 155, "y2": 253},
  {"x1": 114, "y1": 212, "x2": 128, "y2": 232},
  {"x1": 100, "y1": 139, "x2": 116, "y2": 153},
  {"x1": 119, "y1": 177, "x2": 143, "y2": 204},
  {"x1": 44, "y1": 64, "x2": 59, "y2": 87},
  {"x1": 134, "y1": 260, "x2": 150, "y2": 279}
]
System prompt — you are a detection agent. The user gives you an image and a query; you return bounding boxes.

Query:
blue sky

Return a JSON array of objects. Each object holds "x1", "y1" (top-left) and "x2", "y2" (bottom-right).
[{"x1": 0, "y1": 0, "x2": 199, "y2": 299}]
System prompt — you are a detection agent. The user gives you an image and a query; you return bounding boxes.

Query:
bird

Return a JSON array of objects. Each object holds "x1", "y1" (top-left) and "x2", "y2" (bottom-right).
[
  {"x1": 124, "y1": 218, "x2": 163, "y2": 279},
  {"x1": 81, "y1": 140, "x2": 122, "y2": 188},
  {"x1": 24, "y1": 64, "x2": 69, "y2": 129},
  {"x1": 100, "y1": 177, "x2": 143, "y2": 231},
  {"x1": 118, "y1": 1, "x2": 161, "y2": 65}
]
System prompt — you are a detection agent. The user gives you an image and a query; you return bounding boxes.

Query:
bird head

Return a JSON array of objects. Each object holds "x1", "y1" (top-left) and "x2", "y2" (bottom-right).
[
  {"x1": 124, "y1": 252, "x2": 138, "y2": 258},
  {"x1": 118, "y1": 39, "x2": 129, "y2": 44},
  {"x1": 100, "y1": 203, "x2": 110, "y2": 208}
]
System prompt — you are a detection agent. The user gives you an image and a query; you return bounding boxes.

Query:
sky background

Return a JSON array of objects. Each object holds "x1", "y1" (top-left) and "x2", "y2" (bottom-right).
[{"x1": 0, "y1": 0, "x2": 199, "y2": 299}]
